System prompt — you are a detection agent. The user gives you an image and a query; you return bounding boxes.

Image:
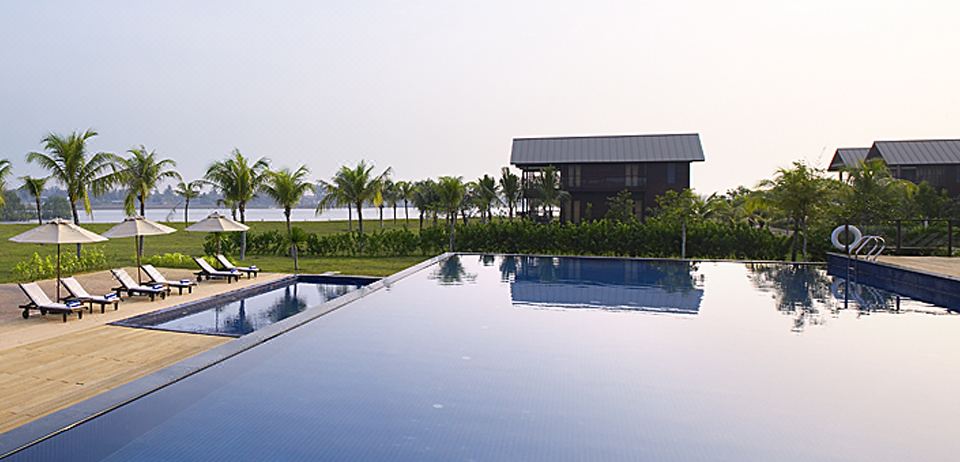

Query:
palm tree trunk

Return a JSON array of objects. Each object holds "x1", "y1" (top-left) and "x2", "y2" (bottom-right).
[
  {"x1": 801, "y1": 219, "x2": 808, "y2": 260},
  {"x1": 347, "y1": 206, "x2": 353, "y2": 232},
  {"x1": 681, "y1": 220, "x2": 687, "y2": 259},
  {"x1": 790, "y1": 219, "x2": 800, "y2": 262},
  {"x1": 139, "y1": 195, "x2": 146, "y2": 258},
  {"x1": 393, "y1": 204, "x2": 397, "y2": 222},
  {"x1": 449, "y1": 211, "x2": 456, "y2": 251},
  {"x1": 285, "y1": 208, "x2": 296, "y2": 270},
  {"x1": 356, "y1": 202, "x2": 365, "y2": 253},
  {"x1": 71, "y1": 200, "x2": 82, "y2": 258},
  {"x1": 184, "y1": 199, "x2": 190, "y2": 224},
  {"x1": 35, "y1": 196, "x2": 42, "y2": 224},
  {"x1": 239, "y1": 202, "x2": 247, "y2": 260},
  {"x1": 356, "y1": 203, "x2": 364, "y2": 235},
  {"x1": 404, "y1": 201, "x2": 409, "y2": 229},
  {"x1": 418, "y1": 210, "x2": 424, "y2": 231}
]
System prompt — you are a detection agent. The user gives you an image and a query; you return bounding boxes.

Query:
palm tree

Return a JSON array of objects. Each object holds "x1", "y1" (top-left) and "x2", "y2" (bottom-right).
[
  {"x1": 110, "y1": 146, "x2": 181, "y2": 258},
  {"x1": 19, "y1": 176, "x2": 48, "y2": 224},
  {"x1": 315, "y1": 181, "x2": 353, "y2": 232},
  {"x1": 757, "y1": 162, "x2": 829, "y2": 261},
  {"x1": 0, "y1": 159, "x2": 12, "y2": 209},
  {"x1": 204, "y1": 149, "x2": 270, "y2": 259},
  {"x1": 261, "y1": 165, "x2": 314, "y2": 270},
  {"x1": 204, "y1": 149, "x2": 270, "y2": 223},
  {"x1": 527, "y1": 166, "x2": 569, "y2": 220},
  {"x1": 410, "y1": 179, "x2": 438, "y2": 230},
  {"x1": 113, "y1": 146, "x2": 181, "y2": 217},
  {"x1": 499, "y1": 167, "x2": 520, "y2": 220},
  {"x1": 436, "y1": 176, "x2": 466, "y2": 251},
  {"x1": 26, "y1": 130, "x2": 117, "y2": 256},
  {"x1": 174, "y1": 180, "x2": 203, "y2": 224},
  {"x1": 474, "y1": 174, "x2": 500, "y2": 223},
  {"x1": 395, "y1": 180, "x2": 415, "y2": 228},
  {"x1": 316, "y1": 161, "x2": 390, "y2": 238},
  {"x1": 378, "y1": 178, "x2": 395, "y2": 228}
]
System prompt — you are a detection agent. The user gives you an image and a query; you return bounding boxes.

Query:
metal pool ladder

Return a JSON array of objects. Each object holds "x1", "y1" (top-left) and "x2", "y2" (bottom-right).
[{"x1": 852, "y1": 235, "x2": 885, "y2": 261}]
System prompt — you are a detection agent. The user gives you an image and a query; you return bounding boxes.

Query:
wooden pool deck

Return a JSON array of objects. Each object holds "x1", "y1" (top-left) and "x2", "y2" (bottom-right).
[
  {"x1": 875, "y1": 256, "x2": 960, "y2": 280},
  {"x1": 0, "y1": 268, "x2": 286, "y2": 434},
  {"x1": 827, "y1": 254, "x2": 960, "y2": 310}
]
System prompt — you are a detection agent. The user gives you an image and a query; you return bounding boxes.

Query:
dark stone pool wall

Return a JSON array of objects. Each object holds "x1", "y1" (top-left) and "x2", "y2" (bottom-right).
[{"x1": 827, "y1": 253, "x2": 960, "y2": 311}]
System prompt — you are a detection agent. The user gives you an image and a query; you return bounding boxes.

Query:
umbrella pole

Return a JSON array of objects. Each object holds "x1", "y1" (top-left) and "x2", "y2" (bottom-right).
[
  {"x1": 56, "y1": 243, "x2": 61, "y2": 301},
  {"x1": 136, "y1": 237, "x2": 142, "y2": 284}
]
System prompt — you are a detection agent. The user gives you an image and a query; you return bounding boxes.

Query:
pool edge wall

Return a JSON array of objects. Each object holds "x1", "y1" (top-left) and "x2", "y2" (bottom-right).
[
  {"x1": 0, "y1": 253, "x2": 453, "y2": 459},
  {"x1": 826, "y1": 253, "x2": 960, "y2": 310}
]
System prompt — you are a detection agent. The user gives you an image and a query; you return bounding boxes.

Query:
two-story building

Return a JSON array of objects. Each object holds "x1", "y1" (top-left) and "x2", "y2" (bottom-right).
[
  {"x1": 510, "y1": 133, "x2": 705, "y2": 223},
  {"x1": 827, "y1": 139, "x2": 960, "y2": 196}
]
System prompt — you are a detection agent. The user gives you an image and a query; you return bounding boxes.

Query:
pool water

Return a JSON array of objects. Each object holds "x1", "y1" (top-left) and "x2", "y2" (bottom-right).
[
  {"x1": 122, "y1": 281, "x2": 362, "y2": 337},
  {"x1": 6, "y1": 256, "x2": 960, "y2": 461}
]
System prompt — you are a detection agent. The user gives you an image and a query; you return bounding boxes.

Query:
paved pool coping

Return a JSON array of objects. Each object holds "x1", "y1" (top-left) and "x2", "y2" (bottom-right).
[
  {"x1": 110, "y1": 274, "x2": 380, "y2": 337},
  {"x1": 0, "y1": 253, "x2": 452, "y2": 458}
]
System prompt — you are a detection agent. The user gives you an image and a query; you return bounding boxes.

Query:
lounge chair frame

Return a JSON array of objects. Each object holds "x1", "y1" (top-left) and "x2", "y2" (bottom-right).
[
  {"x1": 194, "y1": 257, "x2": 241, "y2": 283},
  {"x1": 111, "y1": 269, "x2": 168, "y2": 301},
  {"x1": 215, "y1": 254, "x2": 259, "y2": 278},
  {"x1": 18, "y1": 283, "x2": 84, "y2": 322},
  {"x1": 141, "y1": 264, "x2": 197, "y2": 295},
  {"x1": 60, "y1": 277, "x2": 120, "y2": 314}
]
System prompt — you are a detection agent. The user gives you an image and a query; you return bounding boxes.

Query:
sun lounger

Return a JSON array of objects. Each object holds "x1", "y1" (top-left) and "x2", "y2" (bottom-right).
[
  {"x1": 60, "y1": 277, "x2": 121, "y2": 313},
  {"x1": 18, "y1": 282, "x2": 84, "y2": 322},
  {"x1": 194, "y1": 257, "x2": 241, "y2": 283},
  {"x1": 142, "y1": 264, "x2": 197, "y2": 295},
  {"x1": 216, "y1": 254, "x2": 259, "y2": 278},
  {"x1": 111, "y1": 269, "x2": 168, "y2": 301}
]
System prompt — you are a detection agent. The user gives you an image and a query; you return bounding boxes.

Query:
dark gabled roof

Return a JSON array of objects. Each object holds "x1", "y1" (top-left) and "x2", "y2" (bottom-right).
[
  {"x1": 865, "y1": 139, "x2": 960, "y2": 165},
  {"x1": 510, "y1": 133, "x2": 705, "y2": 165},
  {"x1": 827, "y1": 148, "x2": 869, "y2": 171}
]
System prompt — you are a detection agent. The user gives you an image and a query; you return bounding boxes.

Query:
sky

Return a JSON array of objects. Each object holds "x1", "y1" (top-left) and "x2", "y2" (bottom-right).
[{"x1": 1, "y1": 0, "x2": 958, "y2": 194}]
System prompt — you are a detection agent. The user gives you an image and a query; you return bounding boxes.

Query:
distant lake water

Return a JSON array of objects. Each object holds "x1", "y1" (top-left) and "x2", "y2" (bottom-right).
[{"x1": 1, "y1": 207, "x2": 420, "y2": 224}]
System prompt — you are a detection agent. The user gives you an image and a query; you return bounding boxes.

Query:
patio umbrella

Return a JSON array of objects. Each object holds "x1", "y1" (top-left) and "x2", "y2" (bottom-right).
[
  {"x1": 102, "y1": 216, "x2": 177, "y2": 284},
  {"x1": 185, "y1": 211, "x2": 249, "y2": 255},
  {"x1": 9, "y1": 218, "x2": 108, "y2": 301}
]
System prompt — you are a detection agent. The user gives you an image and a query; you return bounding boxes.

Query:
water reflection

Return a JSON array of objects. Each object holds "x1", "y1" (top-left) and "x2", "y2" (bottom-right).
[
  {"x1": 747, "y1": 263, "x2": 957, "y2": 332},
  {"x1": 152, "y1": 282, "x2": 361, "y2": 336},
  {"x1": 498, "y1": 256, "x2": 704, "y2": 314},
  {"x1": 429, "y1": 255, "x2": 478, "y2": 285}
]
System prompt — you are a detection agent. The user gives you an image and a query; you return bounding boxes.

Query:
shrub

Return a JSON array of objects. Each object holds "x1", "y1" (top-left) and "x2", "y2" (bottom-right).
[
  {"x1": 141, "y1": 252, "x2": 211, "y2": 269},
  {"x1": 210, "y1": 219, "x2": 789, "y2": 261},
  {"x1": 447, "y1": 220, "x2": 789, "y2": 260},
  {"x1": 13, "y1": 247, "x2": 110, "y2": 281}
]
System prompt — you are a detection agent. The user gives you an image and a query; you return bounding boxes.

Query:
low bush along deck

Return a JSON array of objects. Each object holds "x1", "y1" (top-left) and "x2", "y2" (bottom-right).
[
  {"x1": 214, "y1": 219, "x2": 790, "y2": 261},
  {"x1": 2, "y1": 219, "x2": 790, "y2": 283}
]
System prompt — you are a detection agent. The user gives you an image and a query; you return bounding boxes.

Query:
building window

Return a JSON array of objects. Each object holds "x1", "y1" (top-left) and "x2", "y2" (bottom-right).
[
  {"x1": 625, "y1": 164, "x2": 640, "y2": 187},
  {"x1": 899, "y1": 167, "x2": 917, "y2": 183},
  {"x1": 667, "y1": 163, "x2": 677, "y2": 185},
  {"x1": 567, "y1": 165, "x2": 581, "y2": 187}
]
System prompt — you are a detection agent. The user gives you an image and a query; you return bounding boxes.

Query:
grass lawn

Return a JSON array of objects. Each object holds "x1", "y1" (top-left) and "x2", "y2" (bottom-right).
[{"x1": 0, "y1": 218, "x2": 430, "y2": 282}]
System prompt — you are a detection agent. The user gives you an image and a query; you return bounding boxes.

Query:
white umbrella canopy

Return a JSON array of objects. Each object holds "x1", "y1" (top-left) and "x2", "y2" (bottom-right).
[
  {"x1": 185, "y1": 212, "x2": 249, "y2": 255},
  {"x1": 185, "y1": 212, "x2": 249, "y2": 233},
  {"x1": 10, "y1": 218, "x2": 109, "y2": 245},
  {"x1": 9, "y1": 218, "x2": 109, "y2": 300},
  {"x1": 103, "y1": 216, "x2": 177, "y2": 283},
  {"x1": 102, "y1": 216, "x2": 177, "y2": 239}
]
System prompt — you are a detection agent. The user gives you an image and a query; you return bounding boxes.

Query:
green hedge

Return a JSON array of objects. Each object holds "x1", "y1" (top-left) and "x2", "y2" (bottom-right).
[
  {"x1": 215, "y1": 220, "x2": 788, "y2": 260},
  {"x1": 451, "y1": 220, "x2": 788, "y2": 260}
]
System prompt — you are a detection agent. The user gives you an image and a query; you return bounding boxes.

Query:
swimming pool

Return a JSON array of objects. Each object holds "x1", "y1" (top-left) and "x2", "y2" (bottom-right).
[
  {"x1": 114, "y1": 276, "x2": 371, "y2": 336},
  {"x1": 4, "y1": 255, "x2": 960, "y2": 461}
]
